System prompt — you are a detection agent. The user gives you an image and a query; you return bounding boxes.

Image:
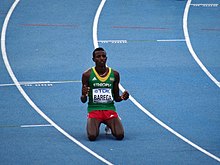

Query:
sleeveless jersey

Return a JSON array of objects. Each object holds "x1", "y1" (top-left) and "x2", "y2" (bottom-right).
[{"x1": 87, "y1": 67, "x2": 116, "y2": 112}]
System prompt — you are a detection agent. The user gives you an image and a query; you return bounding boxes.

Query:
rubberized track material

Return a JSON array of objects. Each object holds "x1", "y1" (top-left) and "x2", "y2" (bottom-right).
[{"x1": 1, "y1": 0, "x2": 219, "y2": 164}]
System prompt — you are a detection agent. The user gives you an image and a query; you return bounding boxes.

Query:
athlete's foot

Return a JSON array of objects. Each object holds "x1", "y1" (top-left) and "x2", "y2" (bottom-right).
[{"x1": 105, "y1": 126, "x2": 111, "y2": 135}]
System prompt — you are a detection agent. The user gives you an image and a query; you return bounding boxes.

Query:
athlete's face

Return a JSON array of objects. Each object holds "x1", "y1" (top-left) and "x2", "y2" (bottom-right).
[{"x1": 93, "y1": 50, "x2": 107, "y2": 66}]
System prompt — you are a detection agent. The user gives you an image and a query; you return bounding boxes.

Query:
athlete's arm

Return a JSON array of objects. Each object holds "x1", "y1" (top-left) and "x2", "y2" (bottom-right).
[
  {"x1": 113, "y1": 70, "x2": 129, "y2": 102},
  {"x1": 81, "y1": 69, "x2": 91, "y2": 103}
]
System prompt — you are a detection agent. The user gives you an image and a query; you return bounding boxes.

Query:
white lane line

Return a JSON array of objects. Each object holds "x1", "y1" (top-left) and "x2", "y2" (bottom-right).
[
  {"x1": 191, "y1": 4, "x2": 219, "y2": 7},
  {"x1": 98, "y1": 40, "x2": 128, "y2": 44},
  {"x1": 93, "y1": 0, "x2": 220, "y2": 162},
  {"x1": 0, "y1": 80, "x2": 81, "y2": 87},
  {"x1": 183, "y1": 0, "x2": 220, "y2": 88},
  {"x1": 93, "y1": 0, "x2": 106, "y2": 48},
  {"x1": 119, "y1": 85, "x2": 220, "y2": 162},
  {"x1": 98, "y1": 39, "x2": 186, "y2": 43},
  {"x1": 21, "y1": 124, "x2": 53, "y2": 128},
  {"x1": 157, "y1": 39, "x2": 185, "y2": 42},
  {"x1": 0, "y1": 124, "x2": 53, "y2": 128},
  {"x1": 1, "y1": 1, "x2": 113, "y2": 165}
]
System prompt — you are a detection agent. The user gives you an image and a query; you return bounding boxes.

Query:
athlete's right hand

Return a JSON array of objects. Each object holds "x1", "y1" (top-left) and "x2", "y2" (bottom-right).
[{"x1": 82, "y1": 85, "x2": 90, "y2": 97}]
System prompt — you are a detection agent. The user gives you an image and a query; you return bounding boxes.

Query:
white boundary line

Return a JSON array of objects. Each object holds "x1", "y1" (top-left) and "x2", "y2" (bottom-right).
[
  {"x1": 1, "y1": 1, "x2": 113, "y2": 165},
  {"x1": 191, "y1": 4, "x2": 219, "y2": 7},
  {"x1": 0, "y1": 124, "x2": 53, "y2": 128},
  {"x1": 183, "y1": 0, "x2": 220, "y2": 88},
  {"x1": 0, "y1": 80, "x2": 81, "y2": 87},
  {"x1": 157, "y1": 39, "x2": 185, "y2": 42},
  {"x1": 21, "y1": 124, "x2": 53, "y2": 128},
  {"x1": 98, "y1": 39, "x2": 186, "y2": 43},
  {"x1": 98, "y1": 40, "x2": 128, "y2": 44},
  {"x1": 93, "y1": 0, "x2": 106, "y2": 48},
  {"x1": 93, "y1": 0, "x2": 220, "y2": 162}
]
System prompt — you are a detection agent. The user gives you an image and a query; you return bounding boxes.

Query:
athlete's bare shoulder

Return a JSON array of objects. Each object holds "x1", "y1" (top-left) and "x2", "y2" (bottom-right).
[
  {"x1": 82, "y1": 68, "x2": 92, "y2": 78},
  {"x1": 112, "y1": 69, "x2": 120, "y2": 82},
  {"x1": 112, "y1": 68, "x2": 119, "y2": 75}
]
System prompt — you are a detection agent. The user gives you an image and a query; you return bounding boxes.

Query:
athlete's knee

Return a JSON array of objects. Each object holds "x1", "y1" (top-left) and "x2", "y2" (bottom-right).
[
  {"x1": 87, "y1": 130, "x2": 98, "y2": 141},
  {"x1": 87, "y1": 118, "x2": 100, "y2": 141},
  {"x1": 115, "y1": 133, "x2": 124, "y2": 140},
  {"x1": 88, "y1": 134, "x2": 97, "y2": 141},
  {"x1": 112, "y1": 130, "x2": 124, "y2": 140}
]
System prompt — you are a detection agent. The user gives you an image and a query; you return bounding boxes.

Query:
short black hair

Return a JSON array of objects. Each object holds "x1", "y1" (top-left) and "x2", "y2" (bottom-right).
[{"x1": 92, "y1": 47, "x2": 106, "y2": 57}]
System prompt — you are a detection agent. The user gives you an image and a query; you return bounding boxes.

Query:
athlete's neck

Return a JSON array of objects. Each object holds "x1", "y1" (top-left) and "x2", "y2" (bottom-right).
[{"x1": 95, "y1": 66, "x2": 108, "y2": 77}]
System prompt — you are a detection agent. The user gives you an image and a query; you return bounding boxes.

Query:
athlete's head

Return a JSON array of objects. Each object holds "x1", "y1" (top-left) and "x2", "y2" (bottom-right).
[
  {"x1": 92, "y1": 47, "x2": 107, "y2": 66},
  {"x1": 92, "y1": 47, "x2": 106, "y2": 58}
]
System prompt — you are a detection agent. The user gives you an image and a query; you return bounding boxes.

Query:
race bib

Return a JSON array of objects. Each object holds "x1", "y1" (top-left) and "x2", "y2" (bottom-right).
[{"x1": 93, "y1": 88, "x2": 113, "y2": 103}]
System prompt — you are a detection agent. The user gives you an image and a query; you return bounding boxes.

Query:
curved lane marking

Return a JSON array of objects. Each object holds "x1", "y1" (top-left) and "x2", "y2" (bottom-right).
[
  {"x1": 1, "y1": 0, "x2": 113, "y2": 164},
  {"x1": 183, "y1": 0, "x2": 220, "y2": 88},
  {"x1": 93, "y1": 0, "x2": 220, "y2": 162}
]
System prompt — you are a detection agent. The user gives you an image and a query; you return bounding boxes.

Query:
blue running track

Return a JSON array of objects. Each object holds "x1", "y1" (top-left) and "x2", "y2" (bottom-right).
[{"x1": 0, "y1": 0, "x2": 220, "y2": 164}]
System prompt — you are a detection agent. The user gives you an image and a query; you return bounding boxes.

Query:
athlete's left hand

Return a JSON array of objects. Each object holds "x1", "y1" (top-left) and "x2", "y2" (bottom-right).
[{"x1": 121, "y1": 91, "x2": 129, "y2": 100}]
